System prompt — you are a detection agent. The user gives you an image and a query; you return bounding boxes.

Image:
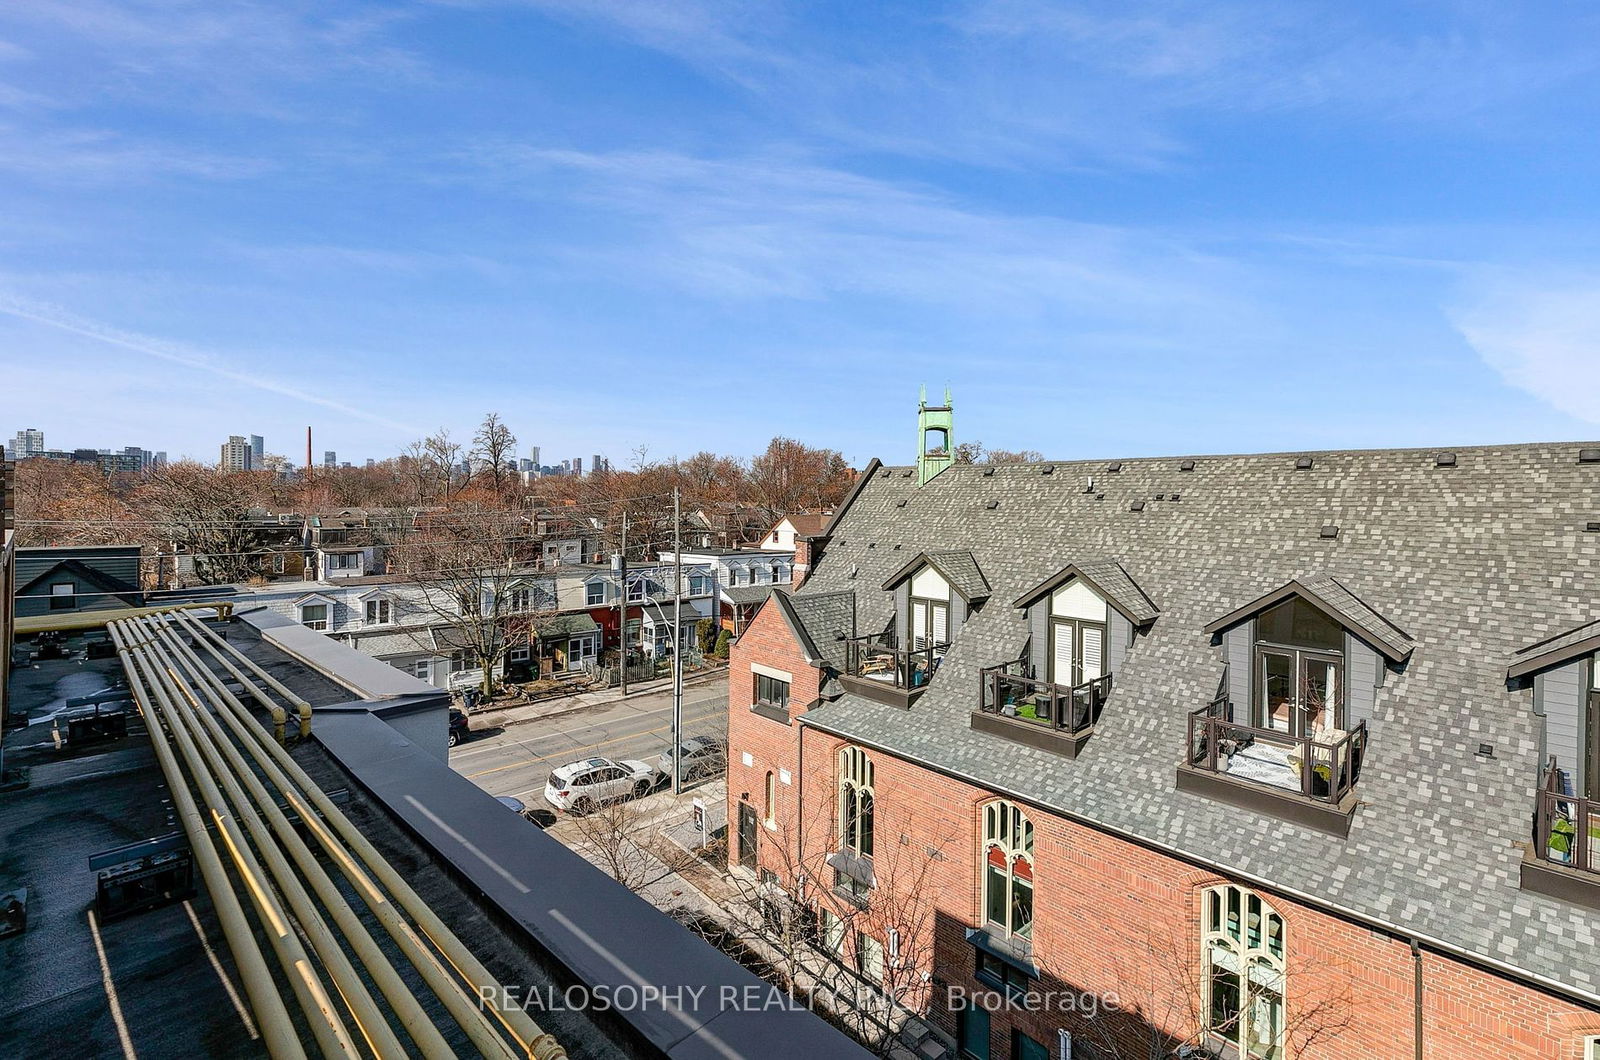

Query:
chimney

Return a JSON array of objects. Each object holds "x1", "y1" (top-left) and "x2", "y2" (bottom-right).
[{"x1": 305, "y1": 426, "x2": 313, "y2": 481}]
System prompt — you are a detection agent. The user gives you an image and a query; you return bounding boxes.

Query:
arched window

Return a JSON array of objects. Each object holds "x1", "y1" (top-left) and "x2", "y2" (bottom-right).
[
  {"x1": 981, "y1": 801, "x2": 1034, "y2": 939},
  {"x1": 763, "y1": 771, "x2": 776, "y2": 827},
  {"x1": 838, "y1": 747, "x2": 874, "y2": 858},
  {"x1": 1202, "y1": 885, "x2": 1285, "y2": 1060}
]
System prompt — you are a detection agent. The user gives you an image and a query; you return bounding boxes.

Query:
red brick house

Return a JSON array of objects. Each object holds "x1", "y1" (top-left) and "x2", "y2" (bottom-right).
[{"x1": 726, "y1": 417, "x2": 1600, "y2": 1059}]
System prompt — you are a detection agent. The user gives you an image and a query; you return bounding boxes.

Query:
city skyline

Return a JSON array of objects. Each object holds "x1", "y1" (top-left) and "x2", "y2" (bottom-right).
[{"x1": 3, "y1": 5, "x2": 1600, "y2": 464}]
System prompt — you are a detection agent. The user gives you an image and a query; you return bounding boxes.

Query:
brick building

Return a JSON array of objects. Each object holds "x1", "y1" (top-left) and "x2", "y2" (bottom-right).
[{"x1": 726, "y1": 399, "x2": 1600, "y2": 1059}]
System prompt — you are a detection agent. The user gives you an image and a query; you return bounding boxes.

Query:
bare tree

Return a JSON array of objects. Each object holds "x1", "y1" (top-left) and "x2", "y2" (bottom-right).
[
  {"x1": 423, "y1": 428, "x2": 463, "y2": 500},
  {"x1": 390, "y1": 502, "x2": 545, "y2": 698},
  {"x1": 134, "y1": 462, "x2": 260, "y2": 584},
  {"x1": 560, "y1": 783, "x2": 707, "y2": 894},
  {"x1": 745, "y1": 437, "x2": 855, "y2": 519},
  {"x1": 471, "y1": 412, "x2": 517, "y2": 496}
]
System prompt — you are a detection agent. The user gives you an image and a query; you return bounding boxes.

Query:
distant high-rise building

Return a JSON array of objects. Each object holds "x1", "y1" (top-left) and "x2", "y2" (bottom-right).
[
  {"x1": 365, "y1": 458, "x2": 375, "y2": 469},
  {"x1": 9, "y1": 427, "x2": 44, "y2": 459},
  {"x1": 561, "y1": 459, "x2": 571, "y2": 475},
  {"x1": 250, "y1": 434, "x2": 265, "y2": 467},
  {"x1": 324, "y1": 451, "x2": 336, "y2": 468},
  {"x1": 220, "y1": 435, "x2": 254, "y2": 471},
  {"x1": 518, "y1": 458, "x2": 534, "y2": 473},
  {"x1": 592, "y1": 453, "x2": 603, "y2": 476},
  {"x1": 154, "y1": 451, "x2": 168, "y2": 467},
  {"x1": 528, "y1": 445, "x2": 541, "y2": 468},
  {"x1": 573, "y1": 456, "x2": 583, "y2": 477}
]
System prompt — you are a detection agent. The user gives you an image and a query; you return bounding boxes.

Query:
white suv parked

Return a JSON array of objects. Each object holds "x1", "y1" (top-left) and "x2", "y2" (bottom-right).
[{"x1": 543, "y1": 756, "x2": 658, "y2": 814}]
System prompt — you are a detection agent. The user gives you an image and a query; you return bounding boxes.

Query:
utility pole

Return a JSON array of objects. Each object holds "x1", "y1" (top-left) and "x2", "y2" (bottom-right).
[
  {"x1": 617, "y1": 511, "x2": 629, "y2": 697},
  {"x1": 671, "y1": 487, "x2": 684, "y2": 794}
]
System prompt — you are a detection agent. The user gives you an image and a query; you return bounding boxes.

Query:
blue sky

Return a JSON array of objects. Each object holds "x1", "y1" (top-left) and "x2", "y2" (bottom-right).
[{"x1": 3, "y1": 1, "x2": 1600, "y2": 467}]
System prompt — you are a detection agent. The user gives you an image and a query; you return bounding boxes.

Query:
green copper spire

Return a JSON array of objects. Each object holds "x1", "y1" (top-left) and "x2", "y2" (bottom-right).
[{"x1": 917, "y1": 384, "x2": 954, "y2": 486}]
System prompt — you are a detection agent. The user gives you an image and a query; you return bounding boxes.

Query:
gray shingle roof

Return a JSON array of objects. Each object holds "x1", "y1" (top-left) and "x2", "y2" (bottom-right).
[
  {"x1": 1012, "y1": 556, "x2": 1159, "y2": 626},
  {"x1": 792, "y1": 442, "x2": 1600, "y2": 1003},
  {"x1": 882, "y1": 549, "x2": 991, "y2": 603},
  {"x1": 777, "y1": 589, "x2": 857, "y2": 672},
  {"x1": 1203, "y1": 572, "x2": 1415, "y2": 662},
  {"x1": 1508, "y1": 617, "x2": 1600, "y2": 680}
]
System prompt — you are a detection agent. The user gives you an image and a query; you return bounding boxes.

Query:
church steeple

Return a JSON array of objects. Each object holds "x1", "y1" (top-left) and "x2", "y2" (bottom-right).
[{"x1": 917, "y1": 385, "x2": 954, "y2": 486}]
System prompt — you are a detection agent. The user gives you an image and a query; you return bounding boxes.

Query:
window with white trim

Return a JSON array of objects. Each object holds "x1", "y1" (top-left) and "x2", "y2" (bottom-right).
[
  {"x1": 981, "y1": 801, "x2": 1034, "y2": 940},
  {"x1": 300, "y1": 603, "x2": 330, "y2": 631},
  {"x1": 410, "y1": 659, "x2": 431, "y2": 679},
  {"x1": 364, "y1": 598, "x2": 392, "y2": 625},
  {"x1": 838, "y1": 747, "x2": 874, "y2": 859},
  {"x1": 506, "y1": 586, "x2": 531, "y2": 613},
  {"x1": 690, "y1": 573, "x2": 712, "y2": 596},
  {"x1": 1202, "y1": 884, "x2": 1286, "y2": 1060},
  {"x1": 585, "y1": 580, "x2": 605, "y2": 605},
  {"x1": 50, "y1": 582, "x2": 76, "y2": 610},
  {"x1": 1586, "y1": 1036, "x2": 1599, "y2": 1060}
]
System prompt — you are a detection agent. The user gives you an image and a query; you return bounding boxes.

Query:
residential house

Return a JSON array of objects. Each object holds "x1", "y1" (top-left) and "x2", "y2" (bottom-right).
[
  {"x1": 726, "y1": 400, "x2": 1600, "y2": 1060},
  {"x1": 533, "y1": 510, "x2": 604, "y2": 567},
  {"x1": 13, "y1": 545, "x2": 144, "y2": 618},
  {"x1": 758, "y1": 512, "x2": 831, "y2": 553},
  {"x1": 659, "y1": 547, "x2": 794, "y2": 637}
]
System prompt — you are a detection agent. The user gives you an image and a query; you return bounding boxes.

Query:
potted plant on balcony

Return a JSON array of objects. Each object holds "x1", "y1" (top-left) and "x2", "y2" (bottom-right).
[{"x1": 1549, "y1": 815, "x2": 1577, "y2": 864}]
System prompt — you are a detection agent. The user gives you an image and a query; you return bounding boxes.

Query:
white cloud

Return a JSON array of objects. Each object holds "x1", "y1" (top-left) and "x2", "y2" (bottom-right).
[
  {"x1": 1453, "y1": 276, "x2": 1600, "y2": 424},
  {"x1": 0, "y1": 292, "x2": 422, "y2": 434}
]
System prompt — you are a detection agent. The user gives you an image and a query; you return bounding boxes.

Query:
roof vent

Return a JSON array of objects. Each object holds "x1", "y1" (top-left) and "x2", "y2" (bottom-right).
[
  {"x1": 1295, "y1": 456, "x2": 1314, "y2": 471},
  {"x1": 895, "y1": 500, "x2": 906, "y2": 508},
  {"x1": 1320, "y1": 525, "x2": 1339, "y2": 539},
  {"x1": 867, "y1": 542, "x2": 876, "y2": 549},
  {"x1": 1179, "y1": 459, "x2": 1196, "y2": 472},
  {"x1": 1435, "y1": 452, "x2": 1457, "y2": 468},
  {"x1": 902, "y1": 469, "x2": 914, "y2": 478},
  {"x1": 981, "y1": 467, "x2": 995, "y2": 477},
  {"x1": 1586, "y1": 522, "x2": 1600, "y2": 533},
  {"x1": 1040, "y1": 465, "x2": 1054, "y2": 475},
  {"x1": 1107, "y1": 462, "x2": 1123, "y2": 473},
  {"x1": 893, "y1": 544, "x2": 901, "y2": 550},
  {"x1": 1095, "y1": 493, "x2": 1105, "y2": 500},
  {"x1": 1170, "y1": 493, "x2": 1181, "y2": 502},
  {"x1": 1580, "y1": 448, "x2": 1600, "y2": 464},
  {"x1": 1130, "y1": 500, "x2": 1146, "y2": 513},
  {"x1": 1155, "y1": 494, "x2": 1166, "y2": 501},
  {"x1": 985, "y1": 500, "x2": 1000, "y2": 510},
  {"x1": 1083, "y1": 475, "x2": 1095, "y2": 494}
]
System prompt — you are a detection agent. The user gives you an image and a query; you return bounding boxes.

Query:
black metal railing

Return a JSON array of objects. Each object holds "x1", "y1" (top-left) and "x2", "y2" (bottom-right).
[
  {"x1": 977, "y1": 662, "x2": 1112, "y2": 735},
  {"x1": 1535, "y1": 756, "x2": 1598, "y2": 874},
  {"x1": 1185, "y1": 692, "x2": 1367, "y2": 805},
  {"x1": 843, "y1": 632, "x2": 945, "y2": 690}
]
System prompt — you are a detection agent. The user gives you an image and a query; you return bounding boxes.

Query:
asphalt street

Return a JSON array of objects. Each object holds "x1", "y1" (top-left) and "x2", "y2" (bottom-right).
[{"x1": 447, "y1": 674, "x2": 729, "y2": 805}]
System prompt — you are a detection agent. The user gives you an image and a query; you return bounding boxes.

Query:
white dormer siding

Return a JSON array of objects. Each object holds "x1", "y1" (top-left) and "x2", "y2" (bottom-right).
[
  {"x1": 1027, "y1": 578, "x2": 1133, "y2": 686},
  {"x1": 909, "y1": 566, "x2": 950, "y2": 601},
  {"x1": 1534, "y1": 654, "x2": 1591, "y2": 799}
]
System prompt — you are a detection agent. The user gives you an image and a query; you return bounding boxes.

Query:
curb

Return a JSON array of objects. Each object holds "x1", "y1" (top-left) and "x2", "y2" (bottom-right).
[{"x1": 471, "y1": 666, "x2": 729, "y2": 732}]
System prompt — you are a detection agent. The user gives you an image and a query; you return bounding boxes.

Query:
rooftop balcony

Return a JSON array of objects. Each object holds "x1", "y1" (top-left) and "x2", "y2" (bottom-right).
[
  {"x1": 969, "y1": 660, "x2": 1111, "y2": 758},
  {"x1": 1176, "y1": 682, "x2": 1367, "y2": 836},
  {"x1": 1522, "y1": 756, "x2": 1600, "y2": 909},
  {"x1": 838, "y1": 632, "x2": 944, "y2": 708}
]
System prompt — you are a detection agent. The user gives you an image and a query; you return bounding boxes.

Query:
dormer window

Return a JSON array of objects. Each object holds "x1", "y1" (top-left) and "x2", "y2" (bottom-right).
[
  {"x1": 1183, "y1": 575, "x2": 1412, "y2": 834},
  {"x1": 1253, "y1": 597, "x2": 1344, "y2": 737},
  {"x1": 364, "y1": 596, "x2": 393, "y2": 625},
  {"x1": 972, "y1": 558, "x2": 1156, "y2": 758}
]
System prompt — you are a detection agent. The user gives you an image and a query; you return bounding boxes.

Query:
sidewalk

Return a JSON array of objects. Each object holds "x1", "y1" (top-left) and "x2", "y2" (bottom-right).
[{"x1": 464, "y1": 663, "x2": 728, "y2": 732}]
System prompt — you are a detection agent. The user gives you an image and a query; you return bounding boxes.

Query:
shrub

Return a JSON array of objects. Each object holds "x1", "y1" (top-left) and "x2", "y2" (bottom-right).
[{"x1": 713, "y1": 629, "x2": 731, "y2": 658}]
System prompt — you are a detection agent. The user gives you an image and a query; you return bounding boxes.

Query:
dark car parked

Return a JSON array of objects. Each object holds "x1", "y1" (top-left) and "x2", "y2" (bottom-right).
[{"x1": 448, "y1": 708, "x2": 470, "y2": 748}]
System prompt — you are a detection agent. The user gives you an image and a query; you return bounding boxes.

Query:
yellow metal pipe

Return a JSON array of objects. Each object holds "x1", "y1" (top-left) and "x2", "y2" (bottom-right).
[
  {"x1": 113, "y1": 621, "x2": 360, "y2": 1060},
  {"x1": 160, "y1": 615, "x2": 565, "y2": 1059},
  {"x1": 19, "y1": 600, "x2": 230, "y2": 635},
  {"x1": 151, "y1": 616, "x2": 560, "y2": 1060},
  {"x1": 105, "y1": 622, "x2": 307, "y2": 1060},
  {"x1": 143, "y1": 616, "x2": 459, "y2": 1058},
  {"x1": 136, "y1": 624, "x2": 414, "y2": 1059},
  {"x1": 171, "y1": 609, "x2": 312, "y2": 737}
]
